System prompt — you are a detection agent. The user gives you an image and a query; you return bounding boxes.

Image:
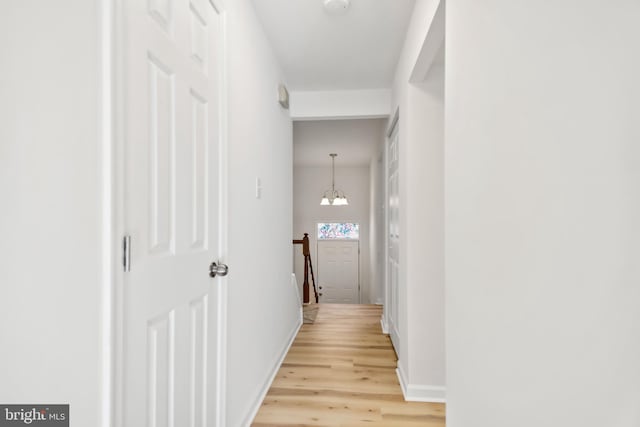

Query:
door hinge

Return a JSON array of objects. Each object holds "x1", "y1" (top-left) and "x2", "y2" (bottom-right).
[{"x1": 123, "y1": 235, "x2": 131, "y2": 272}]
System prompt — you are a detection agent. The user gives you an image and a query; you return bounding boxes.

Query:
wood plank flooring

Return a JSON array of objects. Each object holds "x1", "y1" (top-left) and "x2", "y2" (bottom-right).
[{"x1": 251, "y1": 304, "x2": 446, "y2": 427}]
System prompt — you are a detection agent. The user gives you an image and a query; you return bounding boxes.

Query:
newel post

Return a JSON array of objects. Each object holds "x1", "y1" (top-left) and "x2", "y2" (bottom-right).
[{"x1": 302, "y1": 233, "x2": 310, "y2": 303}]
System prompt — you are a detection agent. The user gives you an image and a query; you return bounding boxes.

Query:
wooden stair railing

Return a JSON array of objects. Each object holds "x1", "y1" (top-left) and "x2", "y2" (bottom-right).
[{"x1": 293, "y1": 233, "x2": 319, "y2": 303}]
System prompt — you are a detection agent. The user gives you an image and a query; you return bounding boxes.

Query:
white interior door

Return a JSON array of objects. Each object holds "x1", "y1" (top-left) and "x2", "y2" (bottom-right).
[
  {"x1": 387, "y1": 120, "x2": 400, "y2": 352},
  {"x1": 122, "y1": 0, "x2": 225, "y2": 426},
  {"x1": 317, "y1": 241, "x2": 360, "y2": 304}
]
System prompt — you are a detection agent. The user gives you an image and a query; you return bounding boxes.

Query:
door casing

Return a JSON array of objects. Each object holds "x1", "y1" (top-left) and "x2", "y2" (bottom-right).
[{"x1": 385, "y1": 108, "x2": 400, "y2": 351}]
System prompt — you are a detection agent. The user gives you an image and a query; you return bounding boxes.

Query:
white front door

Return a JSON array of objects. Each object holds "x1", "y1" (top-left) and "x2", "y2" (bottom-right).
[
  {"x1": 122, "y1": 0, "x2": 225, "y2": 426},
  {"x1": 317, "y1": 241, "x2": 360, "y2": 304},
  {"x1": 387, "y1": 119, "x2": 400, "y2": 352}
]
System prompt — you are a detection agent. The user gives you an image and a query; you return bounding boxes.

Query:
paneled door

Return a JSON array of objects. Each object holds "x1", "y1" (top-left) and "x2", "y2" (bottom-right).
[
  {"x1": 121, "y1": 0, "x2": 225, "y2": 426},
  {"x1": 317, "y1": 241, "x2": 360, "y2": 304},
  {"x1": 387, "y1": 118, "x2": 400, "y2": 352}
]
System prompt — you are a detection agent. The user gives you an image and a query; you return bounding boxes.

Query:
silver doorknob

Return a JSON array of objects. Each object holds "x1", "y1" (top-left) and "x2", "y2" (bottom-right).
[{"x1": 209, "y1": 262, "x2": 229, "y2": 278}]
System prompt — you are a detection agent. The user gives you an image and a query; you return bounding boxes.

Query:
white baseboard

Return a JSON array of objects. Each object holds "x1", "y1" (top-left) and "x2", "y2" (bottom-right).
[
  {"x1": 292, "y1": 273, "x2": 303, "y2": 324},
  {"x1": 242, "y1": 316, "x2": 302, "y2": 427},
  {"x1": 396, "y1": 364, "x2": 446, "y2": 403},
  {"x1": 380, "y1": 316, "x2": 389, "y2": 334}
]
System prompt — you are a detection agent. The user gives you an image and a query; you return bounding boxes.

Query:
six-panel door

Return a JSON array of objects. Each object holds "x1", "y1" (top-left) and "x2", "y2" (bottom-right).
[{"x1": 122, "y1": 0, "x2": 223, "y2": 426}]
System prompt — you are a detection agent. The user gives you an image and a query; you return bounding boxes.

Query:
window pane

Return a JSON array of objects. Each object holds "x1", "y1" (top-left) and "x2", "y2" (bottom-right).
[{"x1": 317, "y1": 223, "x2": 359, "y2": 240}]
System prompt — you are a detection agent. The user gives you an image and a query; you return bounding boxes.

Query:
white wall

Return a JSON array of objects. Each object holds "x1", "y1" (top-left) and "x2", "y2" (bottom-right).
[
  {"x1": 388, "y1": 0, "x2": 446, "y2": 401},
  {"x1": 224, "y1": 1, "x2": 299, "y2": 426},
  {"x1": 293, "y1": 118, "x2": 385, "y2": 167},
  {"x1": 293, "y1": 166, "x2": 371, "y2": 303},
  {"x1": 446, "y1": 1, "x2": 640, "y2": 426},
  {"x1": 0, "y1": 1, "x2": 107, "y2": 426},
  {"x1": 407, "y1": 64, "x2": 446, "y2": 392}
]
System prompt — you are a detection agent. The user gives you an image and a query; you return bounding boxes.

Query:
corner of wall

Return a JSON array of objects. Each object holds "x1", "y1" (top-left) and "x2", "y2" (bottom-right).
[{"x1": 396, "y1": 364, "x2": 446, "y2": 404}]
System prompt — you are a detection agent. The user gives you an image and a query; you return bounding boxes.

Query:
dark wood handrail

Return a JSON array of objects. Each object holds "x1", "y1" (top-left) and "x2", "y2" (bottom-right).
[{"x1": 292, "y1": 233, "x2": 319, "y2": 303}]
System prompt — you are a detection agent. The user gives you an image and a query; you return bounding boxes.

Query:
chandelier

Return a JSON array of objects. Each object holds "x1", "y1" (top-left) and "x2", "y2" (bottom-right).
[{"x1": 320, "y1": 153, "x2": 349, "y2": 206}]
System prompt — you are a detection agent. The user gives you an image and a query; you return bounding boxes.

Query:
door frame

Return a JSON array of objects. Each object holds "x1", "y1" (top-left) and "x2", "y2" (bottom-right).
[
  {"x1": 315, "y1": 221, "x2": 361, "y2": 303},
  {"x1": 383, "y1": 108, "x2": 399, "y2": 336},
  {"x1": 108, "y1": 0, "x2": 230, "y2": 425}
]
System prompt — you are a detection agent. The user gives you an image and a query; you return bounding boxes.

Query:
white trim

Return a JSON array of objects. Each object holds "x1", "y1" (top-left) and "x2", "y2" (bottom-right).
[
  {"x1": 381, "y1": 130, "x2": 389, "y2": 341},
  {"x1": 386, "y1": 106, "x2": 399, "y2": 137},
  {"x1": 99, "y1": 0, "x2": 115, "y2": 425},
  {"x1": 214, "y1": 277, "x2": 228, "y2": 427},
  {"x1": 241, "y1": 317, "x2": 303, "y2": 427},
  {"x1": 380, "y1": 316, "x2": 389, "y2": 334},
  {"x1": 214, "y1": 6, "x2": 229, "y2": 427},
  {"x1": 111, "y1": 0, "x2": 126, "y2": 424},
  {"x1": 290, "y1": 89, "x2": 391, "y2": 121},
  {"x1": 396, "y1": 364, "x2": 446, "y2": 403},
  {"x1": 292, "y1": 273, "x2": 303, "y2": 319},
  {"x1": 384, "y1": 111, "x2": 399, "y2": 351}
]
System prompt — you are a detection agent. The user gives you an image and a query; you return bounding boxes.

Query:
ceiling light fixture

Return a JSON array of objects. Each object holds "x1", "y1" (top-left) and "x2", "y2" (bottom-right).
[
  {"x1": 320, "y1": 153, "x2": 349, "y2": 206},
  {"x1": 323, "y1": 0, "x2": 350, "y2": 15}
]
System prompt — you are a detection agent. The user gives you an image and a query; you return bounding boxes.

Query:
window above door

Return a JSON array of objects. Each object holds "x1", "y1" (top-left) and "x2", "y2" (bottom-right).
[{"x1": 317, "y1": 222, "x2": 359, "y2": 240}]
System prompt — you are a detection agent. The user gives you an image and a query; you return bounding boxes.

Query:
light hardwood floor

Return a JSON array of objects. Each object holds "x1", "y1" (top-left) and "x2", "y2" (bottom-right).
[{"x1": 251, "y1": 304, "x2": 446, "y2": 427}]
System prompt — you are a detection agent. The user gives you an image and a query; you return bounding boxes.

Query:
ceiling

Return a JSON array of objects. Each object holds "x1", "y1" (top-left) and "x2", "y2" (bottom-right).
[
  {"x1": 293, "y1": 119, "x2": 386, "y2": 167},
  {"x1": 251, "y1": 0, "x2": 417, "y2": 91}
]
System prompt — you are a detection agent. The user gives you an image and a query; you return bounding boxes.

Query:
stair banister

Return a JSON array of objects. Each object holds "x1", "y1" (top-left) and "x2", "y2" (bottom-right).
[{"x1": 292, "y1": 233, "x2": 319, "y2": 303}]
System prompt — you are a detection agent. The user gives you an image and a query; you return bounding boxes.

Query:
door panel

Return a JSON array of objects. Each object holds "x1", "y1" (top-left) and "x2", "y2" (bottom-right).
[
  {"x1": 122, "y1": 0, "x2": 223, "y2": 425},
  {"x1": 147, "y1": 311, "x2": 175, "y2": 427},
  {"x1": 189, "y1": 295, "x2": 208, "y2": 426},
  {"x1": 317, "y1": 241, "x2": 360, "y2": 304},
  {"x1": 148, "y1": 54, "x2": 176, "y2": 255},
  {"x1": 190, "y1": 90, "x2": 208, "y2": 250}
]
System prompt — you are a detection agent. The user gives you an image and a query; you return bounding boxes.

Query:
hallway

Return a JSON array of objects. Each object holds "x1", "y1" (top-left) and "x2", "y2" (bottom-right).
[{"x1": 252, "y1": 304, "x2": 445, "y2": 426}]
